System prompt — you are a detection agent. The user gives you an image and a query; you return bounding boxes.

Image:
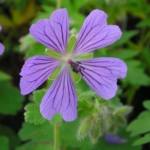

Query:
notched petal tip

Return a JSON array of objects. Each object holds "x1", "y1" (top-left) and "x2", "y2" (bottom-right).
[
  {"x1": 74, "y1": 9, "x2": 122, "y2": 55},
  {"x1": 110, "y1": 25, "x2": 122, "y2": 40},
  {"x1": 79, "y1": 57, "x2": 127, "y2": 100},
  {"x1": 29, "y1": 9, "x2": 69, "y2": 54},
  {"x1": 40, "y1": 67, "x2": 77, "y2": 122}
]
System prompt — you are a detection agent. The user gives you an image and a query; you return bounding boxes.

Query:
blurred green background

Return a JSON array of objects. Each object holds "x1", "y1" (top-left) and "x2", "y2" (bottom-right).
[{"x1": 0, "y1": 0, "x2": 150, "y2": 150}]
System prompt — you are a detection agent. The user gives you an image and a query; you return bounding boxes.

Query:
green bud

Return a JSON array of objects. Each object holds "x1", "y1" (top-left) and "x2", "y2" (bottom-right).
[
  {"x1": 88, "y1": 115, "x2": 102, "y2": 144},
  {"x1": 77, "y1": 117, "x2": 92, "y2": 140},
  {"x1": 113, "y1": 106, "x2": 132, "y2": 117}
]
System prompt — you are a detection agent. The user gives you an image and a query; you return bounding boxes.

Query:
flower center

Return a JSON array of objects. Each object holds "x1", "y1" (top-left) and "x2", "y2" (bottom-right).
[
  {"x1": 61, "y1": 53, "x2": 85, "y2": 75},
  {"x1": 61, "y1": 53, "x2": 72, "y2": 63}
]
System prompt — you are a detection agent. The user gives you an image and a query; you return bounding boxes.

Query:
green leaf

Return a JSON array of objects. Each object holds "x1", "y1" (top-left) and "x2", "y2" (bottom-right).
[
  {"x1": 0, "y1": 136, "x2": 9, "y2": 150},
  {"x1": 114, "y1": 31, "x2": 138, "y2": 46},
  {"x1": 127, "y1": 100, "x2": 150, "y2": 146},
  {"x1": 143, "y1": 100, "x2": 150, "y2": 110},
  {"x1": 16, "y1": 142, "x2": 52, "y2": 150},
  {"x1": 0, "y1": 81, "x2": 22, "y2": 115},
  {"x1": 32, "y1": 89, "x2": 45, "y2": 104},
  {"x1": 127, "y1": 111, "x2": 150, "y2": 136},
  {"x1": 24, "y1": 90, "x2": 46, "y2": 125},
  {"x1": 137, "y1": 18, "x2": 150, "y2": 28},
  {"x1": 25, "y1": 103, "x2": 46, "y2": 125},
  {"x1": 18, "y1": 122, "x2": 53, "y2": 150},
  {"x1": 19, "y1": 122, "x2": 53, "y2": 141},
  {"x1": 108, "y1": 49, "x2": 139, "y2": 60},
  {"x1": 60, "y1": 120, "x2": 94, "y2": 150},
  {"x1": 25, "y1": 43, "x2": 46, "y2": 58},
  {"x1": 133, "y1": 133, "x2": 150, "y2": 146},
  {"x1": 0, "y1": 71, "x2": 11, "y2": 81},
  {"x1": 124, "y1": 61, "x2": 150, "y2": 86}
]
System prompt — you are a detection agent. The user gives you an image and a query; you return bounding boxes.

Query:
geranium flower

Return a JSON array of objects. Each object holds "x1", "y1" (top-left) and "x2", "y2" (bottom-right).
[
  {"x1": 20, "y1": 9, "x2": 127, "y2": 121},
  {"x1": 0, "y1": 26, "x2": 4, "y2": 55}
]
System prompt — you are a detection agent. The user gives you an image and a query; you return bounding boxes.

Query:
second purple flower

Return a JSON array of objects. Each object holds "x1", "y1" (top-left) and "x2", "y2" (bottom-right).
[{"x1": 20, "y1": 9, "x2": 127, "y2": 121}]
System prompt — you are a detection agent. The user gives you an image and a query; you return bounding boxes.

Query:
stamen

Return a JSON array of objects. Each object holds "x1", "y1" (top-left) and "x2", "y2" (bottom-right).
[{"x1": 68, "y1": 60, "x2": 85, "y2": 76}]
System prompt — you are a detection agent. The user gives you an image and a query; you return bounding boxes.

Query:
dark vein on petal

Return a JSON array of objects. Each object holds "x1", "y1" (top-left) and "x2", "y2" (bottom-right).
[
  {"x1": 80, "y1": 32, "x2": 108, "y2": 52},
  {"x1": 43, "y1": 28, "x2": 60, "y2": 51},
  {"x1": 81, "y1": 69, "x2": 112, "y2": 90},
  {"x1": 49, "y1": 22, "x2": 64, "y2": 52},
  {"x1": 77, "y1": 25, "x2": 106, "y2": 50},
  {"x1": 24, "y1": 63, "x2": 57, "y2": 77}
]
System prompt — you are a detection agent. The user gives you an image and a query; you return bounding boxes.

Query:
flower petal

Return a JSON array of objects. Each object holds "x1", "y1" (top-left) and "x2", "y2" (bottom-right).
[
  {"x1": 40, "y1": 67, "x2": 77, "y2": 121},
  {"x1": 30, "y1": 9, "x2": 69, "y2": 54},
  {"x1": 79, "y1": 57, "x2": 127, "y2": 100},
  {"x1": 104, "y1": 134, "x2": 126, "y2": 144},
  {"x1": 0, "y1": 43, "x2": 4, "y2": 55},
  {"x1": 20, "y1": 56, "x2": 60, "y2": 95},
  {"x1": 74, "y1": 9, "x2": 122, "y2": 55}
]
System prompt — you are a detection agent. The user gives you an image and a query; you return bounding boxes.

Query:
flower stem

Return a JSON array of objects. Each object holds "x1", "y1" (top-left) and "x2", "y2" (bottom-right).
[{"x1": 53, "y1": 123, "x2": 60, "y2": 150}]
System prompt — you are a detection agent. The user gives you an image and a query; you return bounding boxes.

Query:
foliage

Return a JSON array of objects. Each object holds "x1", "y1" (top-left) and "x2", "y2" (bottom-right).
[
  {"x1": 0, "y1": 72, "x2": 22, "y2": 115},
  {"x1": 127, "y1": 100, "x2": 150, "y2": 146}
]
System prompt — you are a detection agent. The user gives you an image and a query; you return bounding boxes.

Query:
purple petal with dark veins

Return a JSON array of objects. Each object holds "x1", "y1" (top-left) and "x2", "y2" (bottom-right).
[
  {"x1": 79, "y1": 57, "x2": 127, "y2": 100},
  {"x1": 29, "y1": 9, "x2": 69, "y2": 54},
  {"x1": 20, "y1": 56, "x2": 60, "y2": 95},
  {"x1": 40, "y1": 67, "x2": 77, "y2": 121},
  {"x1": 74, "y1": 9, "x2": 122, "y2": 55}
]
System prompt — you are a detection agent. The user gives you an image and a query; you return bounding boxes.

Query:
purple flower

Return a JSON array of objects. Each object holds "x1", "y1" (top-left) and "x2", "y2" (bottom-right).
[
  {"x1": 0, "y1": 26, "x2": 4, "y2": 55},
  {"x1": 20, "y1": 9, "x2": 127, "y2": 121},
  {"x1": 104, "y1": 134, "x2": 127, "y2": 144}
]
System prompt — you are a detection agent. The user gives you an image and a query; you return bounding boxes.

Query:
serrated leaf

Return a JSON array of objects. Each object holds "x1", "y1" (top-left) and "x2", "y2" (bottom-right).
[
  {"x1": 32, "y1": 89, "x2": 45, "y2": 104},
  {"x1": 25, "y1": 103, "x2": 46, "y2": 125},
  {"x1": 17, "y1": 122, "x2": 54, "y2": 150},
  {"x1": 24, "y1": 90, "x2": 46, "y2": 125},
  {"x1": 19, "y1": 122, "x2": 53, "y2": 141}
]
